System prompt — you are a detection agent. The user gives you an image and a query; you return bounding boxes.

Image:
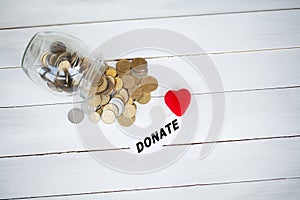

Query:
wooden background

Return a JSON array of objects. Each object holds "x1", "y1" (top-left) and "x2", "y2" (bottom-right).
[{"x1": 0, "y1": 0, "x2": 300, "y2": 199}]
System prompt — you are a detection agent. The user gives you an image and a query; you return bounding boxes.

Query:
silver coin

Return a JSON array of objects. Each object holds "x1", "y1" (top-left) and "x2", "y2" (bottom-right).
[{"x1": 68, "y1": 108, "x2": 84, "y2": 124}]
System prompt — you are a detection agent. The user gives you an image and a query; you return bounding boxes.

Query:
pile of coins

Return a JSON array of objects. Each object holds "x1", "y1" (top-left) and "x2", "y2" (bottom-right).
[
  {"x1": 69, "y1": 58, "x2": 158, "y2": 127},
  {"x1": 37, "y1": 41, "x2": 91, "y2": 93}
]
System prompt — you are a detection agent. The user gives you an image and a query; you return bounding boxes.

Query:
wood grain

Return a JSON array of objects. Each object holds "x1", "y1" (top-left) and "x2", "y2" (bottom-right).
[
  {"x1": 0, "y1": 138, "x2": 299, "y2": 199},
  {"x1": 0, "y1": 0, "x2": 299, "y2": 29},
  {"x1": 0, "y1": 88, "x2": 299, "y2": 156},
  {"x1": 0, "y1": 10, "x2": 299, "y2": 67},
  {"x1": 1, "y1": 48, "x2": 299, "y2": 107}
]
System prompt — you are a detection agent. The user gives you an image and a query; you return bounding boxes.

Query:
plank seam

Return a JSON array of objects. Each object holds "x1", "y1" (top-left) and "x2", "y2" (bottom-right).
[
  {"x1": 1, "y1": 176, "x2": 300, "y2": 200},
  {"x1": 1, "y1": 134, "x2": 299, "y2": 159},
  {"x1": 0, "y1": 85, "x2": 299, "y2": 109},
  {"x1": 0, "y1": 8, "x2": 299, "y2": 31},
  {"x1": 2, "y1": 46, "x2": 300, "y2": 70}
]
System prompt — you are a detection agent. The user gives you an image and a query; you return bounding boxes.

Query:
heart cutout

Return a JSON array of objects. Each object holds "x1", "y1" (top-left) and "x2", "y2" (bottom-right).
[{"x1": 164, "y1": 89, "x2": 191, "y2": 116}]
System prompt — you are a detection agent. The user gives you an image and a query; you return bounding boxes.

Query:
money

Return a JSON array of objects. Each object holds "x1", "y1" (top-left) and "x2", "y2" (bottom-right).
[
  {"x1": 38, "y1": 41, "x2": 91, "y2": 94},
  {"x1": 62, "y1": 56, "x2": 158, "y2": 126},
  {"x1": 68, "y1": 108, "x2": 84, "y2": 124}
]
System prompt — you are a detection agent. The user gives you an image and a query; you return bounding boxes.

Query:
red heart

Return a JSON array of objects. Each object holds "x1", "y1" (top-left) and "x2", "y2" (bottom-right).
[{"x1": 164, "y1": 89, "x2": 191, "y2": 116}]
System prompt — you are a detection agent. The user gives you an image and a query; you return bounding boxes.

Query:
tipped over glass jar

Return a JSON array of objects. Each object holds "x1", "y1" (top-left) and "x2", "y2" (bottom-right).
[{"x1": 21, "y1": 32, "x2": 158, "y2": 126}]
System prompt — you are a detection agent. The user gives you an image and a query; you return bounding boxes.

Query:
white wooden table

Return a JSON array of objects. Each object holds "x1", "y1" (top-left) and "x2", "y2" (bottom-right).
[{"x1": 1, "y1": 0, "x2": 300, "y2": 199}]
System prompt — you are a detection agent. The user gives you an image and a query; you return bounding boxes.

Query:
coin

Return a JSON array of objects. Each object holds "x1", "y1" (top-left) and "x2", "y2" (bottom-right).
[
  {"x1": 116, "y1": 59, "x2": 131, "y2": 72},
  {"x1": 41, "y1": 52, "x2": 51, "y2": 66},
  {"x1": 131, "y1": 87, "x2": 144, "y2": 100},
  {"x1": 107, "y1": 75, "x2": 115, "y2": 85},
  {"x1": 121, "y1": 75, "x2": 136, "y2": 89},
  {"x1": 102, "y1": 109, "x2": 116, "y2": 124},
  {"x1": 131, "y1": 58, "x2": 147, "y2": 72},
  {"x1": 131, "y1": 67, "x2": 148, "y2": 79},
  {"x1": 105, "y1": 67, "x2": 117, "y2": 77},
  {"x1": 123, "y1": 103, "x2": 136, "y2": 118},
  {"x1": 48, "y1": 54, "x2": 59, "y2": 66},
  {"x1": 87, "y1": 95, "x2": 101, "y2": 108},
  {"x1": 102, "y1": 77, "x2": 115, "y2": 95},
  {"x1": 89, "y1": 112, "x2": 101, "y2": 123},
  {"x1": 114, "y1": 77, "x2": 123, "y2": 91},
  {"x1": 110, "y1": 97, "x2": 124, "y2": 115},
  {"x1": 140, "y1": 76, "x2": 158, "y2": 93},
  {"x1": 103, "y1": 103, "x2": 119, "y2": 117},
  {"x1": 68, "y1": 108, "x2": 84, "y2": 124},
  {"x1": 118, "y1": 88, "x2": 129, "y2": 104},
  {"x1": 50, "y1": 41, "x2": 66, "y2": 54},
  {"x1": 58, "y1": 60, "x2": 71, "y2": 71},
  {"x1": 118, "y1": 114, "x2": 135, "y2": 127},
  {"x1": 137, "y1": 92, "x2": 151, "y2": 104},
  {"x1": 97, "y1": 76, "x2": 108, "y2": 93},
  {"x1": 127, "y1": 97, "x2": 134, "y2": 104},
  {"x1": 96, "y1": 106, "x2": 103, "y2": 116},
  {"x1": 100, "y1": 94, "x2": 111, "y2": 106}
]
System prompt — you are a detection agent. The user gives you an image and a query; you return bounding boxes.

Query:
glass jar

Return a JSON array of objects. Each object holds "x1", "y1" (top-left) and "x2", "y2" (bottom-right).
[{"x1": 21, "y1": 31, "x2": 105, "y2": 99}]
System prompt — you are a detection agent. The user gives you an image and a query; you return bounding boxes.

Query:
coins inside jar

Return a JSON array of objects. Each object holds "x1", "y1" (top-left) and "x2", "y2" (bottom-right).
[{"x1": 37, "y1": 41, "x2": 92, "y2": 94}]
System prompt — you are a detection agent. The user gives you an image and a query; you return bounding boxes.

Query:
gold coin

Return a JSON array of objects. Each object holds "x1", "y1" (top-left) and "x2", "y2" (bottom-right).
[
  {"x1": 105, "y1": 67, "x2": 117, "y2": 77},
  {"x1": 123, "y1": 103, "x2": 136, "y2": 118},
  {"x1": 118, "y1": 88, "x2": 129, "y2": 104},
  {"x1": 121, "y1": 75, "x2": 136, "y2": 89},
  {"x1": 116, "y1": 59, "x2": 131, "y2": 72},
  {"x1": 137, "y1": 92, "x2": 151, "y2": 104},
  {"x1": 102, "y1": 110, "x2": 116, "y2": 124},
  {"x1": 58, "y1": 60, "x2": 71, "y2": 71},
  {"x1": 57, "y1": 51, "x2": 71, "y2": 61},
  {"x1": 140, "y1": 76, "x2": 158, "y2": 93},
  {"x1": 87, "y1": 95, "x2": 101, "y2": 108},
  {"x1": 70, "y1": 52, "x2": 79, "y2": 65},
  {"x1": 103, "y1": 103, "x2": 119, "y2": 117},
  {"x1": 132, "y1": 102, "x2": 137, "y2": 109},
  {"x1": 103, "y1": 77, "x2": 115, "y2": 95},
  {"x1": 107, "y1": 75, "x2": 115, "y2": 85},
  {"x1": 127, "y1": 97, "x2": 134, "y2": 104},
  {"x1": 118, "y1": 114, "x2": 135, "y2": 127},
  {"x1": 41, "y1": 52, "x2": 51, "y2": 66},
  {"x1": 100, "y1": 94, "x2": 111, "y2": 106},
  {"x1": 117, "y1": 69, "x2": 130, "y2": 76},
  {"x1": 131, "y1": 87, "x2": 144, "y2": 100},
  {"x1": 114, "y1": 77, "x2": 123, "y2": 91},
  {"x1": 49, "y1": 54, "x2": 59, "y2": 66},
  {"x1": 131, "y1": 58, "x2": 147, "y2": 72},
  {"x1": 97, "y1": 76, "x2": 108, "y2": 93},
  {"x1": 89, "y1": 112, "x2": 100, "y2": 123}
]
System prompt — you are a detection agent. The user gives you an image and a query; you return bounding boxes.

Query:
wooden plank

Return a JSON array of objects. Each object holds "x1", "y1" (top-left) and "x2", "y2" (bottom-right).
[
  {"x1": 24, "y1": 178, "x2": 300, "y2": 200},
  {"x1": 0, "y1": 137, "x2": 299, "y2": 199},
  {"x1": 0, "y1": 0, "x2": 299, "y2": 29},
  {"x1": 0, "y1": 88, "x2": 299, "y2": 156},
  {"x1": 1, "y1": 48, "x2": 299, "y2": 107},
  {"x1": 0, "y1": 10, "x2": 299, "y2": 67}
]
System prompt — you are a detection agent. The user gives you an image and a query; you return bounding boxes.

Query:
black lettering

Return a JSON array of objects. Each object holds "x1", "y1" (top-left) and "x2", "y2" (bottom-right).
[
  {"x1": 144, "y1": 137, "x2": 152, "y2": 148},
  {"x1": 136, "y1": 142, "x2": 144, "y2": 153},
  {"x1": 165, "y1": 122, "x2": 172, "y2": 134},
  {"x1": 172, "y1": 119, "x2": 179, "y2": 131},
  {"x1": 160, "y1": 127, "x2": 167, "y2": 139},
  {"x1": 151, "y1": 131, "x2": 160, "y2": 144}
]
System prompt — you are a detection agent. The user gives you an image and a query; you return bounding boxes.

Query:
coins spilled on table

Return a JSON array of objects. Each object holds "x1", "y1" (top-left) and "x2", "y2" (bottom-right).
[{"x1": 69, "y1": 57, "x2": 158, "y2": 127}]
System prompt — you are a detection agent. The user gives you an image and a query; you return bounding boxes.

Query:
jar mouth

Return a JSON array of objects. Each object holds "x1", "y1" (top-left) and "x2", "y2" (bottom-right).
[{"x1": 80, "y1": 59, "x2": 105, "y2": 99}]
